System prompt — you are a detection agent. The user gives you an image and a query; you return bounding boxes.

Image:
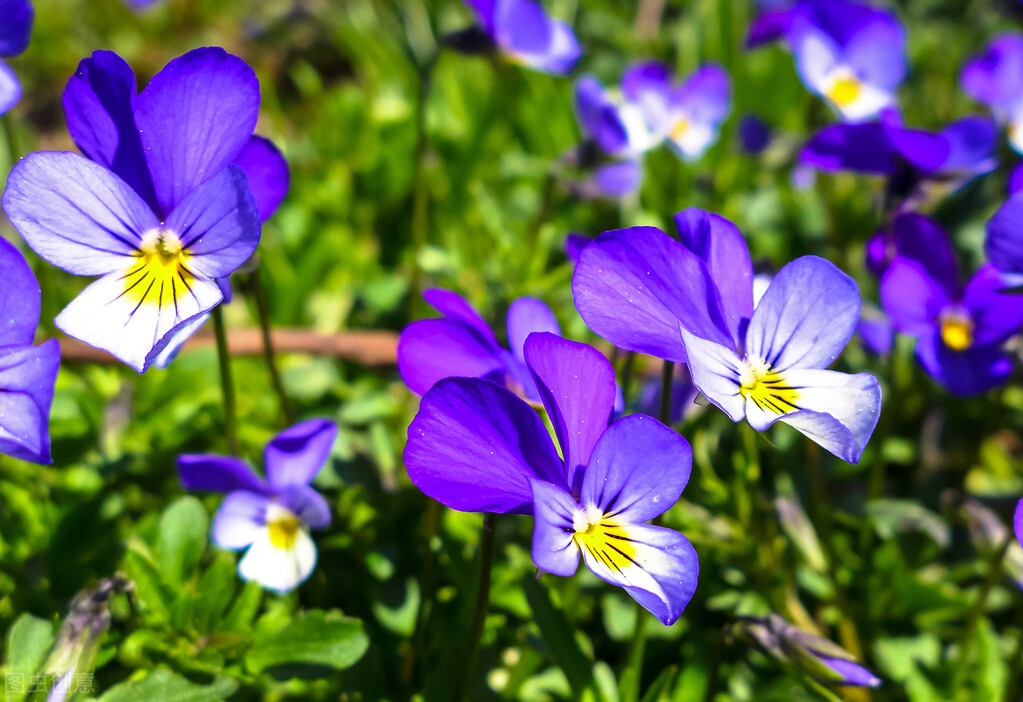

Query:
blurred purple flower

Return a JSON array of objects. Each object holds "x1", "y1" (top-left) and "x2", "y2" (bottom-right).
[
  {"x1": 738, "y1": 114, "x2": 772, "y2": 154},
  {"x1": 404, "y1": 333, "x2": 698, "y2": 624},
  {"x1": 961, "y1": 34, "x2": 1023, "y2": 154},
  {"x1": 563, "y1": 232, "x2": 594, "y2": 263},
  {"x1": 573, "y1": 208, "x2": 881, "y2": 463},
  {"x1": 0, "y1": 238, "x2": 60, "y2": 464},
  {"x1": 178, "y1": 418, "x2": 336, "y2": 593},
  {"x1": 398, "y1": 288, "x2": 560, "y2": 401},
  {"x1": 1009, "y1": 163, "x2": 1023, "y2": 195},
  {"x1": 1016, "y1": 499, "x2": 1023, "y2": 551},
  {"x1": 636, "y1": 363, "x2": 699, "y2": 425},
  {"x1": 746, "y1": 0, "x2": 796, "y2": 49},
  {"x1": 865, "y1": 212, "x2": 958, "y2": 281},
  {"x1": 857, "y1": 303, "x2": 893, "y2": 357},
  {"x1": 462, "y1": 0, "x2": 582, "y2": 75},
  {"x1": 986, "y1": 191, "x2": 1023, "y2": 285},
  {"x1": 0, "y1": 0, "x2": 34, "y2": 115},
  {"x1": 2, "y1": 49, "x2": 290, "y2": 373}
]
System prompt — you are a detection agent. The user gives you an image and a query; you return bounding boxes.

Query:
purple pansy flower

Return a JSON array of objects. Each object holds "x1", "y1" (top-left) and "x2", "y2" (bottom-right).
[
  {"x1": 573, "y1": 208, "x2": 881, "y2": 463},
  {"x1": 0, "y1": 0, "x2": 33, "y2": 116},
  {"x1": 398, "y1": 289, "x2": 560, "y2": 401},
  {"x1": 177, "y1": 418, "x2": 336, "y2": 593},
  {"x1": 0, "y1": 238, "x2": 60, "y2": 464},
  {"x1": 961, "y1": 34, "x2": 1023, "y2": 155},
  {"x1": 865, "y1": 212, "x2": 957, "y2": 281},
  {"x1": 986, "y1": 191, "x2": 1023, "y2": 286},
  {"x1": 462, "y1": 0, "x2": 581, "y2": 75},
  {"x1": 746, "y1": 0, "x2": 796, "y2": 49},
  {"x1": 405, "y1": 333, "x2": 698, "y2": 624},
  {"x1": 785, "y1": 0, "x2": 907, "y2": 122},
  {"x1": 1, "y1": 48, "x2": 289, "y2": 373}
]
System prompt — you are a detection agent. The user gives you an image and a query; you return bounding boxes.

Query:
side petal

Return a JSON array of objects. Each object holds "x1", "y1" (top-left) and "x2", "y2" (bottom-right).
[
  {"x1": 986, "y1": 191, "x2": 1023, "y2": 277},
  {"x1": 0, "y1": 59, "x2": 22, "y2": 116},
  {"x1": 164, "y1": 165, "x2": 261, "y2": 279},
  {"x1": 54, "y1": 264, "x2": 223, "y2": 373},
  {"x1": 237, "y1": 526, "x2": 317, "y2": 593},
  {"x1": 0, "y1": 340, "x2": 60, "y2": 464},
  {"x1": 579, "y1": 523, "x2": 699, "y2": 627},
  {"x1": 2, "y1": 151, "x2": 159, "y2": 275},
  {"x1": 264, "y1": 418, "x2": 338, "y2": 490},
  {"x1": 507, "y1": 297, "x2": 560, "y2": 361},
  {"x1": 404, "y1": 377, "x2": 565, "y2": 514},
  {"x1": 529, "y1": 479, "x2": 581, "y2": 577},
  {"x1": 575, "y1": 76, "x2": 628, "y2": 154},
  {"x1": 177, "y1": 454, "x2": 267, "y2": 494},
  {"x1": 212, "y1": 491, "x2": 270, "y2": 550},
  {"x1": 0, "y1": 0, "x2": 33, "y2": 56},
  {"x1": 61, "y1": 51, "x2": 157, "y2": 209},
  {"x1": 963, "y1": 265, "x2": 1023, "y2": 345},
  {"x1": 233, "y1": 135, "x2": 290, "y2": 222},
  {"x1": 0, "y1": 237, "x2": 40, "y2": 346},
  {"x1": 879, "y1": 257, "x2": 948, "y2": 337},
  {"x1": 422, "y1": 288, "x2": 499, "y2": 347},
  {"x1": 746, "y1": 256, "x2": 861, "y2": 372},
  {"x1": 673, "y1": 208, "x2": 753, "y2": 343},
  {"x1": 770, "y1": 369, "x2": 882, "y2": 464},
  {"x1": 678, "y1": 328, "x2": 745, "y2": 422},
  {"x1": 397, "y1": 318, "x2": 504, "y2": 396},
  {"x1": 135, "y1": 47, "x2": 260, "y2": 215},
  {"x1": 580, "y1": 414, "x2": 692, "y2": 524},
  {"x1": 573, "y1": 226, "x2": 732, "y2": 363},
  {"x1": 523, "y1": 333, "x2": 615, "y2": 494}
]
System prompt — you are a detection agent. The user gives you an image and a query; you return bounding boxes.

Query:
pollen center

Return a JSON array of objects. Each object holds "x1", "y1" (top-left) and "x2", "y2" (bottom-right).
[
  {"x1": 267, "y1": 511, "x2": 302, "y2": 550},
  {"x1": 670, "y1": 117, "x2": 690, "y2": 141},
  {"x1": 573, "y1": 509, "x2": 638, "y2": 575},
  {"x1": 738, "y1": 360, "x2": 800, "y2": 415},
  {"x1": 121, "y1": 229, "x2": 194, "y2": 307},
  {"x1": 940, "y1": 311, "x2": 974, "y2": 351},
  {"x1": 826, "y1": 74, "x2": 862, "y2": 108}
]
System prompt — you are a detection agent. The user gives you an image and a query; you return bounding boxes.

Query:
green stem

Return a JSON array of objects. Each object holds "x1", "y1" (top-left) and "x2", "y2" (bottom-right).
[
  {"x1": 454, "y1": 512, "x2": 497, "y2": 702},
  {"x1": 400, "y1": 498, "x2": 440, "y2": 688},
  {"x1": 658, "y1": 360, "x2": 674, "y2": 427},
  {"x1": 525, "y1": 170, "x2": 559, "y2": 280},
  {"x1": 619, "y1": 351, "x2": 637, "y2": 409},
  {"x1": 249, "y1": 263, "x2": 294, "y2": 425},
  {"x1": 1003, "y1": 600, "x2": 1023, "y2": 702},
  {"x1": 212, "y1": 306, "x2": 239, "y2": 456},
  {"x1": 951, "y1": 534, "x2": 1012, "y2": 692}
]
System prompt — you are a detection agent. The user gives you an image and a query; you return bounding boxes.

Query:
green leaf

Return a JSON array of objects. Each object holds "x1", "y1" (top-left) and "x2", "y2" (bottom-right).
[
  {"x1": 122, "y1": 541, "x2": 170, "y2": 625},
  {"x1": 3, "y1": 614, "x2": 54, "y2": 702},
  {"x1": 639, "y1": 666, "x2": 676, "y2": 702},
  {"x1": 155, "y1": 497, "x2": 209, "y2": 588},
  {"x1": 220, "y1": 581, "x2": 262, "y2": 633},
  {"x1": 193, "y1": 551, "x2": 238, "y2": 632},
  {"x1": 522, "y1": 575, "x2": 594, "y2": 697},
  {"x1": 245, "y1": 610, "x2": 369, "y2": 674},
  {"x1": 99, "y1": 669, "x2": 238, "y2": 702}
]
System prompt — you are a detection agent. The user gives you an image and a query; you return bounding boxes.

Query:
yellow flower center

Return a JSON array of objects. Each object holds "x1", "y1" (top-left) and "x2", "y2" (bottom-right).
[
  {"x1": 268, "y1": 511, "x2": 302, "y2": 550},
  {"x1": 122, "y1": 229, "x2": 194, "y2": 307},
  {"x1": 573, "y1": 508, "x2": 638, "y2": 575},
  {"x1": 670, "y1": 118, "x2": 690, "y2": 141},
  {"x1": 940, "y1": 312, "x2": 974, "y2": 351},
  {"x1": 739, "y1": 360, "x2": 800, "y2": 415},
  {"x1": 826, "y1": 75, "x2": 862, "y2": 108}
]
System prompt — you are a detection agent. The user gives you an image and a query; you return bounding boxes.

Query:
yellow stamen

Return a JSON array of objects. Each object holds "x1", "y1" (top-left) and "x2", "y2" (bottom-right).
[
  {"x1": 670, "y1": 118, "x2": 690, "y2": 141},
  {"x1": 121, "y1": 229, "x2": 194, "y2": 307},
  {"x1": 826, "y1": 75, "x2": 862, "y2": 108},
  {"x1": 268, "y1": 513, "x2": 301, "y2": 550},
  {"x1": 940, "y1": 313, "x2": 973, "y2": 351},
  {"x1": 573, "y1": 511, "x2": 638, "y2": 575},
  {"x1": 739, "y1": 360, "x2": 800, "y2": 415}
]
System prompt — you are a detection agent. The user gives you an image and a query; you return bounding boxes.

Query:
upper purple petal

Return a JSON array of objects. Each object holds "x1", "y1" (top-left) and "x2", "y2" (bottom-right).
[
  {"x1": 506, "y1": 297, "x2": 560, "y2": 362},
  {"x1": 134, "y1": 47, "x2": 260, "y2": 216},
  {"x1": 404, "y1": 377, "x2": 565, "y2": 514},
  {"x1": 673, "y1": 64, "x2": 731, "y2": 127},
  {"x1": 397, "y1": 318, "x2": 504, "y2": 396},
  {"x1": 494, "y1": 0, "x2": 551, "y2": 56},
  {"x1": 0, "y1": 237, "x2": 40, "y2": 347},
  {"x1": 986, "y1": 191, "x2": 1023, "y2": 276},
  {"x1": 0, "y1": 340, "x2": 60, "y2": 464},
  {"x1": 464, "y1": 0, "x2": 497, "y2": 32},
  {"x1": 233, "y1": 135, "x2": 289, "y2": 222},
  {"x1": 0, "y1": 0, "x2": 34, "y2": 57},
  {"x1": 264, "y1": 418, "x2": 337, "y2": 490},
  {"x1": 523, "y1": 333, "x2": 616, "y2": 495},
  {"x1": 573, "y1": 226, "x2": 732, "y2": 363},
  {"x1": 868, "y1": 212, "x2": 958, "y2": 282},
  {"x1": 842, "y1": 14, "x2": 908, "y2": 92},
  {"x1": 177, "y1": 454, "x2": 268, "y2": 494},
  {"x1": 621, "y1": 61, "x2": 672, "y2": 105},
  {"x1": 879, "y1": 257, "x2": 948, "y2": 337},
  {"x1": 799, "y1": 122, "x2": 896, "y2": 174},
  {"x1": 746, "y1": 10, "x2": 794, "y2": 49},
  {"x1": 422, "y1": 288, "x2": 499, "y2": 347},
  {"x1": 961, "y1": 34, "x2": 1023, "y2": 110}
]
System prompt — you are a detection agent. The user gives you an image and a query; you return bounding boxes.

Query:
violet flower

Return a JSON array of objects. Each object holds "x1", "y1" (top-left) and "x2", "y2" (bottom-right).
[
  {"x1": 2, "y1": 48, "x2": 288, "y2": 373},
  {"x1": 0, "y1": 238, "x2": 60, "y2": 464},
  {"x1": 962, "y1": 34, "x2": 1023, "y2": 154},
  {"x1": 986, "y1": 190, "x2": 1023, "y2": 286},
  {"x1": 0, "y1": 0, "x2": 33, "y2": 116},
  {"x1": 404, "y1": 333, "x2": 698, "y2": 624},
  {"x1": 573, "y1": 208, "x2": 881, "y2": 463},
  {"x1": 1016, "y1": 499, "x2": 1023, "y2": 552},
  {"x1": 177, "y1": 418, "x2": 336, "y2": 593},
  {"x1": 461, "y1": 0, "x2": 581, "y2": 75},
  {"x1": 398, "y1": 288, "x2": 560, "y2": 400},
  {"x1": 746, "y1": 0, "x2": 796, "y2": 49}
]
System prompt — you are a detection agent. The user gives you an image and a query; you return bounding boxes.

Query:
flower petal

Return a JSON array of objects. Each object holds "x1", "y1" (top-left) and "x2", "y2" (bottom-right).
[
  {"x1": 237, "y1": 525, "x2": 317, "y2": 593},
  {"x1": 0, "y1": 238, "x2": 40, "y2": 346},
  {"x1": 0, "y1": 340, "x2": 60, "y2": 464},
  {"x1": 61, "y1": 51, "x2": 158, "y2": 210},
  {"x1": 673, "y1": 64, "x2": 731, "y2": 127},
  {"x1": 151, "y1": 310, "x2": 209, "y2": 369},
  {"x1": 890, "y1": 212, "x2": 958, "y2": 285},
  {"x1": 405, "y1": 377, "x2": 565, "y2": 514},
  {"x1": 621, "y1": 61, "x2": 671, "y2": 105},
  {"x1": 962, "y1": 35, "x2": 1023, "y2": 110},
  {"x1": 986, "y1": 191, "x2": 1023, "y2": 277},
  {"x1": 799, "y1": 122, "x2": 895, "y2": 174},
  {"x1": 580, "y1": 414, "x2": 692, "y2": 524},
  {"x1": 746, "y1": 256, "x2": 861, "y2": 372},
  {"x1": 915, "y1": 329, "x2": 1013, "y2": 396},
  {"x1": 524, "y1": 333, "x2": 615, "y2": 494},
  {"x1": 212, "y1": 490, "x2": 270, "y2": 550},
  {"x1": 746, "y1": 10, "x2": 793, "y2": 49},
  {"x1": 278, "y1": 485, "x2": 332, "y2": 530},
  {"x1": 422, "y1": 288, "x2": 499, "y2": 346},
  {"x1": 573, "y1": 225, "x2": 731, "y2": 363},
  {"x1": 233, "y1": 135, "x2": 289, "y2": 222},
  {"x1": 843, "y1": 17, "x2": 907, "y2": 93},
  {"x1": 134, "y1": 47, "x2": 260, "y2": 215},
  {"x1": 962, "y1": 265, "x2": 1023, "y2": 346},
  {"x1": 589, "y1": 161, "x2": 642, "y2": 198},
  {"x1": 164, "y1": 164, "x2": 261, "y2": 278},
  {"x1": 0, "y1": 59, "x2": 22, "y2": 116},
  {"x1": 879, "y1": 257, "x2": 948, "y2": 336},
  {"x1": 579, "y1": 523, "x2": 699, "y2": 626},
  {"x1": 177, "y1": 454, "x2": 267, "y2": 494},
  {"x1": 507, "y1": 298, "x2": 560, "y2": 362},
  {"x1": 0, "y1": 0, "x2": 33, "y2": 57},
  {"x1": 54, "y1": 263, "x2": 223, "y2": 373},
  {"x1": 2, "y1": 151, "x2": 159, "y2": 275},
  {"x1": 529, "y1": 479, "x2": 581, "y2": 577},
  {"x1": 494, "y1": 0, "x2": 551, "y2": 57},
  {"x1": 264, "y1": 418, "x2": 338, "y2": 489},
  {"x1": 397, "y1": 318, "x2": 504, "y2": 396},
  {"x1": 1014, "y1": 498, "x2": 1022, "y2": 550},
  {"x1": 574, "y1": 76, "x2": 628, "y2": 154},
  {"x1": 678, "y1": 328, "x2": 745, "y2": 422}
]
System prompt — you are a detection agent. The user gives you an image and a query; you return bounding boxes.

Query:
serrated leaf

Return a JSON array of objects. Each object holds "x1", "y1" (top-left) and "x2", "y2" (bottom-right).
[
  {"x1": 245, "y1": 610, "x2": 368, "y2": 674},
  {"x1": 99, "y1": 669, "x2": 237, "y2": 702},
  {"x1": 156, "y1": 497, "x2": 209, "y2": 588}
]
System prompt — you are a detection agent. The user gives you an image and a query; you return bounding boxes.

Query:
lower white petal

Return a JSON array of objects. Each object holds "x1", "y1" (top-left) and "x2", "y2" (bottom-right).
[
  {"x1": 678, "y1": 328, "x2": 745, "y2": 421},
  {"x1": 238, "y1": 526, "x2": 318, "y2": 594}
]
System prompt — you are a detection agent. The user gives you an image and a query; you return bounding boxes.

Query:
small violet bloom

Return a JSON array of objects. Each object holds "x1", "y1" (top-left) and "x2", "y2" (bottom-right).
[
  {"x1": 745, "y1": 0, "x2": 796, "y2": 49},
  {"x1": 405, "y1": 333, "x2": 699, "y2": 624},
  {"x1": 2, "y1": 48, "x2": 288, "y2": 373},
  {"x1": 461, "y1": 0, "x2": 581, "y2": 75},
  {"x1": 0, "y1": 238, "x2": 60, "y2": 464},
  {"x1": 961, "y1": 34, "x2": 1023, "y2": 155},
  {"x1": 0, "y1": 0, "x2": 33, "y2": 116},
  {"x1": 177, "y1": 419, "x2": 337, "y2": 593},
  {"x1": 738, "y1": 114, "x2": 772, "y2": 155},
  {"x1": 398, "y1": 288, "x2": 560, "y2": 401},
  {"x1": 786, "y1": 0, "x2": 907, "y2": 122},
  {"x1": 573, "y1": 208, "x2": 881, "y2": 463},
  {"x1": 987, "y1": 190, "x2": 1023, "y2": 286},
  {"x1": 879, "y1": 221, "x2": 1023, "y2": 395}
]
